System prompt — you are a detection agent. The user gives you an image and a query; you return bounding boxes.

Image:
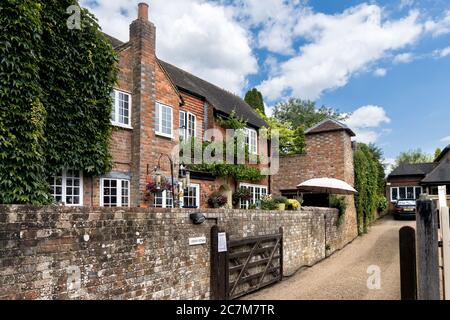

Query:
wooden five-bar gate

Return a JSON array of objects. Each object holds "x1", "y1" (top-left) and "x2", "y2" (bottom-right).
[{"x1": 210, "y1": 226, "x2": 283, "y2": 300}]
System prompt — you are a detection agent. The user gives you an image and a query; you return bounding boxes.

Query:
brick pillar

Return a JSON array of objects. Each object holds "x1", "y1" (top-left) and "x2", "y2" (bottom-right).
[{"x1": 130, "y1": 2, "x2": 157, "y2": 206}]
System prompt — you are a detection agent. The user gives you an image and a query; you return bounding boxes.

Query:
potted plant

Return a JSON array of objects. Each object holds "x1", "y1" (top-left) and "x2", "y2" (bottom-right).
[
  {"x1": 273, "y1": 196, "x2": 288, "y2": 211},
  {"x1": 260, "y1": 194, "x2": 278, "y2": 211},
  {"x1": 287, "y1": 199, "x2": 301, "y2": 211},
  {"x1": 207, "y1": 192, "x2": 228, "y2": 208}
]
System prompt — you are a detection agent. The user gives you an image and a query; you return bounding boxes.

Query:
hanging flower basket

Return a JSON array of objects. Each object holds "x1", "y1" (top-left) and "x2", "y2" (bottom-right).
[{"x1": 146, "y1": 177, "x2": 172, "y2": 194}]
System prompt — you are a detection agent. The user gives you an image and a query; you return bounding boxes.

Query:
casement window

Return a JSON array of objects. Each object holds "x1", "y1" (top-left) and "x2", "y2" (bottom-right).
[
  {"x1": 179, "y1": 111, "x2": 196, "y2": 140},
  {"x1": 155, "y1": 102, "x2": 173, "y2": 138},
  {"x1": 181, "y1": 184, "x2": 200, "y2": 208},
  {"x1": 390, "y1": 186, "x2": 422, "y2": 202},
  {"x1": 245, "y1": 128, "x2": 258, "y2": 154},
  {"x1": 239, "y1": 183, "x2": 268, "y2": 209},
  {"x1": 100, "y1": 178, "x2": 130, "y2": 207},
  {"x1": 48, "y1": 170, "x2": 83, "y2": 206},
  {"x1": 153, "y1": 190, "x2": 174, "y2": 208},
  {"x1": 111, "y1": 90, "x2": 131, "y2": 128}
]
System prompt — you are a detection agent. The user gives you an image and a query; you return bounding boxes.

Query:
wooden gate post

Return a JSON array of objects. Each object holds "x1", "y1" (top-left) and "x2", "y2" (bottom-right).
[
  {"x1": 210, "y1": 225, "x2": 228, "y2": 300},
  {"x1": 416, "y1": 198, "x2": 440, "y2": 300},
  {"x1": 399, "y1": 226, "x2": 417, "y2": 300}
]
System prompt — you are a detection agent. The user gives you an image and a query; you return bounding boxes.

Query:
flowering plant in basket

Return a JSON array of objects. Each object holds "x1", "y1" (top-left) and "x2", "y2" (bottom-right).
[{"x1": 146, "y1": 177, "x2": 172, "y2": 194}]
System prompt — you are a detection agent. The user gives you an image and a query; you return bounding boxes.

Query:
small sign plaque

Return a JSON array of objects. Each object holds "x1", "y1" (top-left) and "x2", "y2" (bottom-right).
[
  {"x1": 189, "y1": 236, "x2": 206, "y2": 246},
  {"x1": 218, "y1": 232, "x2": 227, "y2": 252}
]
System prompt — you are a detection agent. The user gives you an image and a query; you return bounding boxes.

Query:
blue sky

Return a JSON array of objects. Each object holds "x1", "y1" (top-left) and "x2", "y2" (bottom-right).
[{"x1": 81, "y1": 0, "x2": 450, "y2": 166}]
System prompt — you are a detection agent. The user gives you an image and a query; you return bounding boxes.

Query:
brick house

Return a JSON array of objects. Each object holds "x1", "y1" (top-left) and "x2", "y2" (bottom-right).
[
  {"x1": 271, "y1": 119, "x2": 359, "y2": 243},
  {"x1": 386, "y1": 145, "x2": 450, "y2": 211},
  {"x1": 48, "y1": 3, "x2": 269, "y2": 209}
]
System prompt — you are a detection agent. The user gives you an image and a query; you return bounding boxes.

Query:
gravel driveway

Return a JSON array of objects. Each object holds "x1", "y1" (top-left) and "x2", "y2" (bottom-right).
[{"x1": 243, "y1": 215, "x2": 415, "y2": 300}]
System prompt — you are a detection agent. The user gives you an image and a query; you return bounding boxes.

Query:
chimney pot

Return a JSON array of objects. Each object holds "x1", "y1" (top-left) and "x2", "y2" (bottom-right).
[{"x1": 138, "y1": 2, "x2": 149, "y2": 21}]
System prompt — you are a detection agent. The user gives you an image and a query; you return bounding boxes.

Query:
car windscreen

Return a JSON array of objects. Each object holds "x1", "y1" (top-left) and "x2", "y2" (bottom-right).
[{"x1": 397, "y1": 200, "x2": 416, "y2": 206}]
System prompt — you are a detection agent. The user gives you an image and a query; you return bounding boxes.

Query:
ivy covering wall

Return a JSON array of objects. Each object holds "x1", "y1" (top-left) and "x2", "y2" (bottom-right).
[
  {"x1": 0, "y1": 0, "x2": 117, "y2": 204},
  {"x1": 354, "y1": 143, "x2": 387, "y2": 234}
]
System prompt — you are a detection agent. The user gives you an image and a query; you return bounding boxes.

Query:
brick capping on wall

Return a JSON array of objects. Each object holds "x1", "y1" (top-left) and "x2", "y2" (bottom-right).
[{"x1": 0, "y1": 205, "x2": 357, "y2": 300}]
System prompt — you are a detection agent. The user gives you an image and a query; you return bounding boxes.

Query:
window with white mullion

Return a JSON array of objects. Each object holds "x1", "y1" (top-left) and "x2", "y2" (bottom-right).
[
  {"x1": 390, "y1": 186, "x2": 423, "y2": 202},
  {"x1": 49, "y1": 170, "x2": 83, "y2": 206},
  {"x1": 179, "y1": 111, "x2": 186, "y2": 140},
  {"x1": 155, "y1": 102, "x2": 173, "y2": 138},
  {"x1": 182, "y1": 184, "x2": 200, "y2": 208},
  {"x1": 179, "y1": 111, "x2": 196, "y2": 139},
  {"x1": 244, "y1": 128, "x2": 257, "y2": 154},
  {"x1": 101, "y1": 178, "x2": 130, "y2": 207},
  {"x1": 240, "y1": 184, "x2": 268, "y2": 209},
  {"x1": 153, "y1": 190, "x2": 174, "y2": 208},
  {"x1": 111, "y1": 90, "x2": 131, "y2": 127}
]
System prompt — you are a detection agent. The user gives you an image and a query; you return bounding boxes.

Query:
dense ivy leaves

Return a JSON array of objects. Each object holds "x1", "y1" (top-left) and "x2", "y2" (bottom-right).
[
  {"x1": 354, "y1": 143, "x2": 387, "y2": 234},
  {"x1": 0, "y1": 0, "x2": 118, "y2": 204},
  {"x1": 0, "y1": 0, "x2": 49, "y2": 204}
]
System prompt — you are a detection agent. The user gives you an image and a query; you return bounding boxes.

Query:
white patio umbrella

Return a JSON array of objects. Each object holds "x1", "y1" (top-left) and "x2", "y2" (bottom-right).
[{"x1": 297, "y1": 178, "x2": 358, "y2": 195}]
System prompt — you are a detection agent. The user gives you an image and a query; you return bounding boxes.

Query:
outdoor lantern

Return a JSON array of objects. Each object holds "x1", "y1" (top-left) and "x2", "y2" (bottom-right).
[
  {"x1": 179, "y1": 164, "x2": 186, "y2": 178},
  {"x1": 154, "y1": 166, "x2": 162, "y2": 190},
  {"x1": 186, "y1": 170, "x2": 191, "y2": 186}
]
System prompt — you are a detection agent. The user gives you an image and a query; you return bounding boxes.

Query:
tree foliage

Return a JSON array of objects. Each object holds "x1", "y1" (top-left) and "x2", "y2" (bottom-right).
[
  {"x1": 273, "y1": 98, "x2": 347, "y2": 130},
  {"x1": 257, "y1": 111, "x2": 306, "y2": 156},
  {"x1": 354, "y1": 143, "x2": 386, "y2": 234},
  {"x1": 435, "y1": 148, "x2": 442, "y2": 160},
  {"x1": 394, "y1": 149, "x2": 433, "y2": 169},
  {"x1": 244, "y1": 88, "x2": 265, "y2": 115},
  {"x1": 0, "y1": 0, "x2": 118, "y2": 204}
]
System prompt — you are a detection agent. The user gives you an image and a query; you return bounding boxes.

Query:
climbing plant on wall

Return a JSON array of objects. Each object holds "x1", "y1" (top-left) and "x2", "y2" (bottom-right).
[
  {"x1": 354, "y1": 143, "x2": 386, "y2": 234},
  {"x1": 0, "y1": 0, "x2": 118, "y2": 204},
  {"x1": 0, "y1": 0, "x2": 50, "y2": 204}
]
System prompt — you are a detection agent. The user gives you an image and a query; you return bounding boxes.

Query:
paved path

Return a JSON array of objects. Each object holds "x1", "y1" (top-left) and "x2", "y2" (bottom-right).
[{"x1": 244, "y1": 215, "x2": 415, "y2": 300}]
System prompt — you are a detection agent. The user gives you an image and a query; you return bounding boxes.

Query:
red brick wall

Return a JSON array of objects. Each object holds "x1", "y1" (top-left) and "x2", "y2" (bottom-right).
[
  {"x1": 271, "y1": 130, "x2": 358, "y2": 244},
  {"x1": 81, "y1": 14, "x2": 269, "y2": 209}
]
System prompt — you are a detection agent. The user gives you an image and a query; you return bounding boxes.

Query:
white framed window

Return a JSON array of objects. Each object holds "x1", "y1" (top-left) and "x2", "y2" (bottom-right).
[
  {"x1": 239, "y1": 183, "x2": 268, "y2": 209},
  {"x1": 245, "y1": 128, "x2": 258, "y2": 154},
  {"x1": 181, "y1": 184, "x2": 200, "y2": 208},
  {"x1": 153, "y1": 190, "x2": 174, "y2": 208},
  {"x1": 179, "y1": 111, "x2": 196, "y2": 140},
  {"x1": 48, "y1": 170, "x2": 83, "y2": 206},
  {"x1": 100, "y1": 178, "x2": 130, "y2": 207},
  {"x1": 111, "y1": 89, "x2": 132, "y2": 128},
  {"x1": 390, "y1": 186, "x2": 422, "y2": 202},
  {"x1": 155, "y1": 102, "x2": 173, "y2": 138}
]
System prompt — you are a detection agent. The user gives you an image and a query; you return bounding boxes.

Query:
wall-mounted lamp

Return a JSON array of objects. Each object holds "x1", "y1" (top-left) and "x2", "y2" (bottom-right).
[{"x1": 189, "y1": 213, "x2": 218, "y2": 225}]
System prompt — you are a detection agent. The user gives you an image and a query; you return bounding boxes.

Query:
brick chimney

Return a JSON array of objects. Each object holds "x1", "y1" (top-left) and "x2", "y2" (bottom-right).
[
  {"x1": 129, "y1": 2, "x2": 157, "y2": 206},
  {"x1": 138, "y1": 2, "x2": 149, "y2": 21}
]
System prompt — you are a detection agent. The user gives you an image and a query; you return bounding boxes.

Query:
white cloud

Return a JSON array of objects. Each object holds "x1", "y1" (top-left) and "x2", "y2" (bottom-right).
[
  {"x1": 399, "y1": 0, "x2": 415, "y2": 10},
  {"x1": 344, "y1": 105, "x2": 391, "y2": 144},
  {"x1": 441, "y1": 136, "x2": 450, "y2": 143},
  {"x1": 258, "y1": 5, "x2": 423, "y2": 101},
  {"x1": 345, "y1": 105, "x2": 391, "y2": 129},
  {"x1": 425, "y1": 11, "x2": 450, "y2": 37},
  {"x1": 384, "y1": 158, "x2": 397, "y2": 175},
  {"x1": 393, "y1": 52, "x2": 414, "y2": 63},
  {"x1": 374, "y1": 68, "x2": 387, "y2": 77},
  {"x1": 434, "y1": 46, "x2": 450, "y2": 58},
  {"x1": 80, "y1": 0, "x2": 257, "y2": 94},
  {"x1": 230, "y1": 0, "x2": 304, "y2": 54}
]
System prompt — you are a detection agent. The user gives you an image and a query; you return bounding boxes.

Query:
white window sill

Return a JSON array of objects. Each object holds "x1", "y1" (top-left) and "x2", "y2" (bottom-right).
[
  {"x1": 111, "y1": 121, "x2": 133, "y2": 130},
  {"x1": 155, "y1": 131, "x2": 174, "y2": 139}
]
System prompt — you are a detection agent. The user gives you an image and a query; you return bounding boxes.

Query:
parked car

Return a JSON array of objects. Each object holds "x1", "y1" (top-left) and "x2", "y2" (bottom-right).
[{"x1": 393, "y1": 199, "x2": 417, "y2": 220}]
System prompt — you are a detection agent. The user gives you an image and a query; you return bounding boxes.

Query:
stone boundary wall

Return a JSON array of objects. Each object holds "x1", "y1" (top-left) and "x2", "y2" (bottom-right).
[{"x1": 0, "y1": 205, "x2": 356, "y2": 300}]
